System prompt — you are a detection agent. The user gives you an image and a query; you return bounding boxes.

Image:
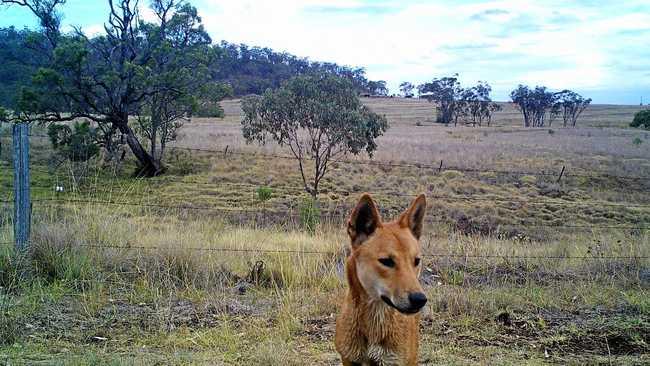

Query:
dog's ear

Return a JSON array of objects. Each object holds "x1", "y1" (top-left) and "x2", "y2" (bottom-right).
[
  {"x1": 348, "y1": 193, "x2": 382, "y2": 247},
  {"x1": 399, "y1": 194, "x2": 426, "y2": 240}
]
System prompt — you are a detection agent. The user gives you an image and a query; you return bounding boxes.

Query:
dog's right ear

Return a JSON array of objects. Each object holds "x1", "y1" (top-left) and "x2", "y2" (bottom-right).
[{"x1": 348, "y1": 193, "x2": 382, "y2": 247}]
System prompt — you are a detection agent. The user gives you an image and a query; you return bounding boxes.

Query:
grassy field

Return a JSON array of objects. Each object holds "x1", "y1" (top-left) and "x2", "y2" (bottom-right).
[{"x1": 0, "y1": 98, "x2": 649, "y2": 365}]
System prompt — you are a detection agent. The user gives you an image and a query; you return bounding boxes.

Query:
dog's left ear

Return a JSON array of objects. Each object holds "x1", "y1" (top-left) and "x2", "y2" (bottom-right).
[{"x1": 399, "y1": 194, "x2": 426, "y2": 239}]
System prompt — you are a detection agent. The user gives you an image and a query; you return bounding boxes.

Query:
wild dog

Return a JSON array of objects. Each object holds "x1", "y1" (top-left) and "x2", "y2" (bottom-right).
[{"x1": 335, "y1": 193, "x2": 428, "y2": 366}]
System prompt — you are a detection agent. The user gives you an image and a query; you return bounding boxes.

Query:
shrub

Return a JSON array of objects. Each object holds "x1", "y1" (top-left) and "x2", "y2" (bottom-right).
[
  {"x1": 193, "y1": 102, "x2": 225, "y2": 118},
  {"x1": 519, "y1": 175, "x2": 537, "y2": 185},
  {"x1": 257, "y1": 186, "x2": 273, "y2": 202},
  {"x1": 633, "y1": 137, "x2": 643, "y2": 146},
  {"x1": 630, "y1": 110, "x2": 650, "y2": 130},
  {"x1": 441, "y1": 170, "x2": 464, "y2": 180},
  {"x1": 47, "y1": 121, "x2": 99, "y2": 162},
  {"x1": 299, "y1": 198, "x2": 320, "y2": 233}
]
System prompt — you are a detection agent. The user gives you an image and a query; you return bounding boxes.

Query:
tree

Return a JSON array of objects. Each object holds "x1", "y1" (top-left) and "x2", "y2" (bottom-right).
[
  {"x1": 399, "y1": 81, "x2": 414, "y2": 98},
  {"x1": 554, "y1": 90, "x2": 591, "y2": 127},
  {"x1": 510, "y1": 85, "x2": 556, "y2": 127},
  {"x1": 4, "y1": 0, "x2": 214, "y2": 176},
  {"x1": 134, "y1": 0, "x2": 220, "y2": 167},
  {"x1": 241, "y1": 74, "x2": 389, "y2": 199},
  {"x1": 631, "y1": 110, "x2": 650, "y2": 130},
  {"x1": 0, "y1": 27, "x2": 48, "y2": 108},
  {"x1": 207, "y1": 41, "x2": 377, "y2": 96},
  {"x1": 0, "y1": 0, "x2": 65, "y2": 48},
  {"x1": 418, "y1": 74, "x2": 464, "y2": 125},
  {"x1": 367, "y1": 80, "x2": 388, "y2": 96},
  {"x1": 462, "y1": 81, "x2": 501, "y2": 127}
]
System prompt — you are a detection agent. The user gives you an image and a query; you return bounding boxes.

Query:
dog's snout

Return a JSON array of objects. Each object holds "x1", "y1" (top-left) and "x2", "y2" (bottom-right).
[{"x1": 408, "y1": 292, "x2": 427, "y2": 309}]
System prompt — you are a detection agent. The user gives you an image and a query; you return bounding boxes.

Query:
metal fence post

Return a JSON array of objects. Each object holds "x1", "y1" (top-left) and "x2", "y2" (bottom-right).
[{"x1": 13, "y1": 123, "x2": 30, "y2": 251}]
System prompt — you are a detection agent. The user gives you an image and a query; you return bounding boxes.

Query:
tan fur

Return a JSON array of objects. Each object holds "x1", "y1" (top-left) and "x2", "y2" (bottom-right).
[{"x1": 335, "y1": 194, "x2": 427, "y2": 366}]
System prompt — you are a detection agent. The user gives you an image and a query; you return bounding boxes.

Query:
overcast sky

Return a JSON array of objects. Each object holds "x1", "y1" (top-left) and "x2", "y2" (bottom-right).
[{"x1": 2, "y1": 0, "x2": 649, "y2": 104}]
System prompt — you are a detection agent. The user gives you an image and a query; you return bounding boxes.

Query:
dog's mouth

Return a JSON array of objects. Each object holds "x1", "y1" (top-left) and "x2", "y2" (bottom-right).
[{"x1": 380, "y1": 295, "x2": 422, "y2": 315}]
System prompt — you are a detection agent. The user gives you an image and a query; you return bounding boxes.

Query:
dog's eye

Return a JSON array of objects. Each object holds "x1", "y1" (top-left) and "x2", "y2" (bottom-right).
[
  {"x1": 378, "y1": 258, "x2": 395, "y2": 268},
  {"x1": 414, "y1": 257, "x2": 421, "y2": 267}
]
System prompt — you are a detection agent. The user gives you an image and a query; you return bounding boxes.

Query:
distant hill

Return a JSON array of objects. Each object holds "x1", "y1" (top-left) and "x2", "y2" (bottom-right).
[{"x1": 0, "y1": 27, "x2": 384, "y2": 108}]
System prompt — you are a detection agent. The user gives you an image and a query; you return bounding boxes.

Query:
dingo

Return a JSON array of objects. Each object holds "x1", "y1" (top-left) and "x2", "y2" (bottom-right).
[{"x1": 335, "y1": 193, "x2": 428, "y2": 366}]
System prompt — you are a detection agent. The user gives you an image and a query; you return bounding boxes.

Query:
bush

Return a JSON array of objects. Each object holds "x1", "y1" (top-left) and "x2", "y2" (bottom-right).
[
  {"x1": 47, "y1": 121, "x2": 99, "y2": 162},
  {"x1": 257, "y1": 186, "x2": 273, "y2": 202},
  {"x1": 193, "y1": 102, "x2": 225, "y2": 118},
  {"x1": 519, "y1": 175, "x2": 537, "y2": 185},
  {"x1": 299, "y1": 198, "x2": 320, "y2": 233},
  {"x1": 630, "y1": 110, "x2": 650, "y2": 130}
]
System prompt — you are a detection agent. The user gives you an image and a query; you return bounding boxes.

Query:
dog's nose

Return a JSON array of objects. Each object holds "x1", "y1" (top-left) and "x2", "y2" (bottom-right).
[{"x1": 408, "y1": 292, "x2": 428, "y2": 309}]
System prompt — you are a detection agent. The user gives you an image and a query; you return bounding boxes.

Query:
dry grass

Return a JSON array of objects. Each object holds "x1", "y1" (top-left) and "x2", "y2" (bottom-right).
[
  {"x1": 178, "y1": 98, "x2": 650, "y2": 181},
  {"x1": 1, "y1": 202, "x2": 648, "y2": 364},
  {"x1": 0, "y1": 99, "x2": 649, "y2": 365}
]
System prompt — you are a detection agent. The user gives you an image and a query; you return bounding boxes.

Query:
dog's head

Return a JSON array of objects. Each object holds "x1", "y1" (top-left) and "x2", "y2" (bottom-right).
[{"x1": 347, "y1": 193, "x2": 427, "y2": 315}]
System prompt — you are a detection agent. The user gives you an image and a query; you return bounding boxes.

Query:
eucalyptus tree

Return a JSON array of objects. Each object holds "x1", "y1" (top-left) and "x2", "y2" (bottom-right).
[
  {"x1": 554, "y1": 90, "x2": 591, "y2": 127},
  {"x1": 418, "y1": 74, "x2": 464, "y2": 125},
  {"x1": 241, "y1": 74, "x2": 389, "y2": 199},
  {"x1": 2, "y1": 0, "x2": 216, "y2": 175},
  {"x1": 399, "y1": 81, "x2": 414, "y2": 98},
  {"x1": 510, "y1": 85, "x2": 557, "y2": 127},
  {"x1": 135, "y1": 0, "x2": 223, "y2": 166}
]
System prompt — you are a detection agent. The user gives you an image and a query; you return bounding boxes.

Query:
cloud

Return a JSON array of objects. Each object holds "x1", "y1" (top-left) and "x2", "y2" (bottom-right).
[
  {"x1": 3, "y1": 0, "x2": 647, "y2": 103},
  {"x1": 304, "y1": 4, "x2": 402, "y2": 16},
  {"x1": 469, "y1": 8, "x2": 510, "y2": 21},
  {"x1": 191, "y1": 0, "x2": 650, "y2": 103}
]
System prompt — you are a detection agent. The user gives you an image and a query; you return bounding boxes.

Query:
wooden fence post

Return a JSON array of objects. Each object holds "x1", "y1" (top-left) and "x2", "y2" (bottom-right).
[
  {"x1": 557, "y1": 165, "x2": 566, "y2": 183},
  {"x1": 13, "y1": 123, "x2": 30, "y2": 251}
]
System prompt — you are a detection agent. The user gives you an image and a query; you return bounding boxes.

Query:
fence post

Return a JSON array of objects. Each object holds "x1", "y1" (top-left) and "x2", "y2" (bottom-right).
[
  {"x1": 557, "y1": 165, "x2": 566, "y2": 184},
  {"x1": 13, "y1": 123, "x2": 30, "y2": 251}
]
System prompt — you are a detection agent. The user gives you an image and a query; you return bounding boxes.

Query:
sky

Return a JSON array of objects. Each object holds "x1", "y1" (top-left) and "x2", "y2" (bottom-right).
[{"x1": 1, "y1": 0, "x2": 649, "y2": 104}]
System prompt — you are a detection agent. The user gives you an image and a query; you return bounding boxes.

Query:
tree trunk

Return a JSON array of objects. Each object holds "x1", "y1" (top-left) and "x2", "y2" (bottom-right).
[{"x1": 117, "y1": 121, "x2": 161, "y2": 177}]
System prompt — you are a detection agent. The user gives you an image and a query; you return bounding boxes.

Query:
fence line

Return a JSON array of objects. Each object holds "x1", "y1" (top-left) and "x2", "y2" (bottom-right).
[
  {"x1": 12, "y1": 133, "x2": 649, "y2": 181},
  {"x1": 9, "y1": 197, "x2": 650, "y2": 231},
  {"x1": 167, "y1": 145, "x2": 649, "y2": 181},
  {"x1": 0, "y1": 241, "x2": 647, "y2": 261},
  {"x1": 8, "y1": 175, "x2": 650, "y2": 210}
]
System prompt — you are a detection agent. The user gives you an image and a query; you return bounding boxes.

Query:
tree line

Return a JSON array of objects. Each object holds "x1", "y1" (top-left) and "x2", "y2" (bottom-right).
[
  {"x1": 398, "y1": 74, "x2": 502, "y2": 126},
  {"x1": 398, "y1": 74, "x2": 591, "y2": 128},
  {"x1": 510, "y1": 85, "x2": 591, "y2": 128},
  {"x1": 0, "y1": 28, "x2": 386, "y2": 107}
]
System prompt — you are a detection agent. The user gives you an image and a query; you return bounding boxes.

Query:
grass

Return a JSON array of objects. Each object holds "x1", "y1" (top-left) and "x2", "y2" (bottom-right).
[{"x1": 0, "y1": 99, "x2": 649, "y2": 364}]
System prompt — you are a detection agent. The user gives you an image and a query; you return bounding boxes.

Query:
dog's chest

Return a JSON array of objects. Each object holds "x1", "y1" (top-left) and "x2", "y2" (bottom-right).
[
  {"x1": 345, "y1": 343, "x2": 401, "y2": 366},
  {"x1": 344, "y1": 328, "x2": 403, "y2": 365}
]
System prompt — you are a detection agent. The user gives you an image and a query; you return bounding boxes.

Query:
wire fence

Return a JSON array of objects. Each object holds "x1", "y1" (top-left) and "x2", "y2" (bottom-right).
[
  {"x1": 0, "y1": 241, "x2": 647, "y2": 261},
  {"x1": 6, "y1": 197, "x2": 646, "y2": 231},
  {"x1": 1, "y1": 133, "x2": 650, "y2": 266},
  {"x1": 8, "y1": 133, "x2": 650, "y2": 181}
]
